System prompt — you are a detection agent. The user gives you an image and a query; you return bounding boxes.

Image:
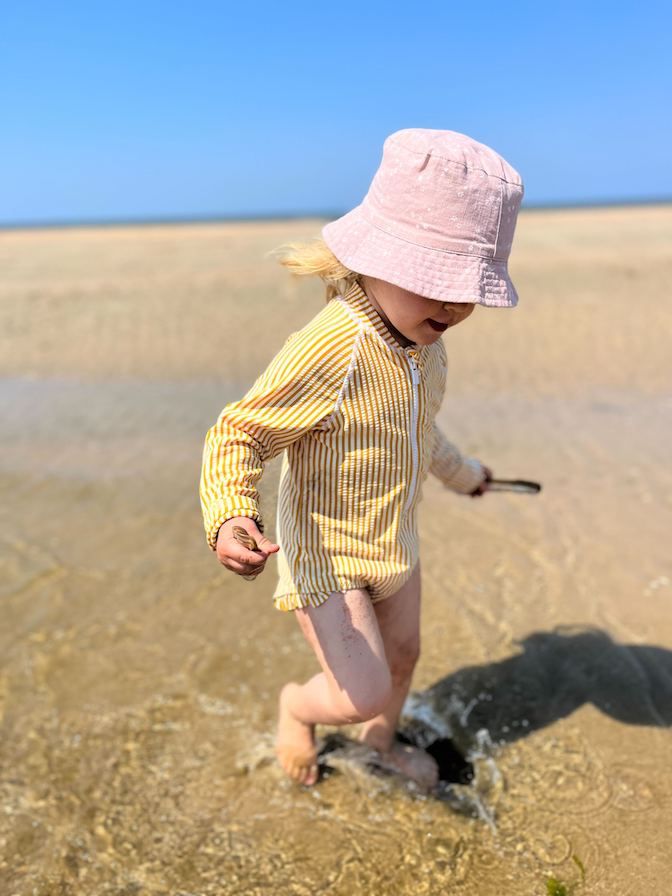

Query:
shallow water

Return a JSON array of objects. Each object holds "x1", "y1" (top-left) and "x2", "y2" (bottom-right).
[{"x1": 1, "y1": 211, "x2": 671, "y2": 894}]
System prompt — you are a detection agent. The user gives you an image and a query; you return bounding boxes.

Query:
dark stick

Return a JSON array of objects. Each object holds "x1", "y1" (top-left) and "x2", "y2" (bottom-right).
[{"x1": 486, "y1": 478, "x2": 542, "y2": 494}]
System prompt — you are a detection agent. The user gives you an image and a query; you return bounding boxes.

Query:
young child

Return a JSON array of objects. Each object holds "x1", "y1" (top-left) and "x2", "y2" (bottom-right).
[{"x1": 200, "y1": 128, "x2": 523, "y2": 790}]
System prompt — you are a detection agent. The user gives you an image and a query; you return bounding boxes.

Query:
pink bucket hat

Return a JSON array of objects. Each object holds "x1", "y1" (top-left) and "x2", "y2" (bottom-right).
[{"x1": 322, "y1": 128, "x2": 524, "y2": 307}]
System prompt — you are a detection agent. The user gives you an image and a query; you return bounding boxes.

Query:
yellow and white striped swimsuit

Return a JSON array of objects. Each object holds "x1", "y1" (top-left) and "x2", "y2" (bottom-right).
[{"x1": 200, "y1": 279, "x2": 484, "y2": 611}]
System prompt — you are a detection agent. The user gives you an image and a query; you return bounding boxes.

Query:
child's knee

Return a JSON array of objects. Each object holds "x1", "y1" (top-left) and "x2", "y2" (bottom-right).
[{"x1": 332, "y1": 672, "x2": 393, "y2": 723}]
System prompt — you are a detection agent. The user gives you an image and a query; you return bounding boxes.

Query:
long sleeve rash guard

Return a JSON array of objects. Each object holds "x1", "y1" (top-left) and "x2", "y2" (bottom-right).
[{"x1": 200, "y1": 279, "x2": 484, "y2": 610}]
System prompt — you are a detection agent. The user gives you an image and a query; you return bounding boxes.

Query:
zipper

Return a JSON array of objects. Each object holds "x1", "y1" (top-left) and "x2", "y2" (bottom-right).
[{"x1": 403, "y1": 351, "x2": 421, "y2": 515}]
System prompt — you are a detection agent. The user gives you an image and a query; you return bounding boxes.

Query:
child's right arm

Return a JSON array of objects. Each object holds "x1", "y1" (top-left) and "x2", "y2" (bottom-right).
[{"x1": 199, "y1": 319, "x2": 354, "y2": 572}]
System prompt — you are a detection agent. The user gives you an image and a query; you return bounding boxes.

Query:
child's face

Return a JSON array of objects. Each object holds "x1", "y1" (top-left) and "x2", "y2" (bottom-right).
[{"x1": 360, "y1": 276, "x2": 475, "y2": 347}]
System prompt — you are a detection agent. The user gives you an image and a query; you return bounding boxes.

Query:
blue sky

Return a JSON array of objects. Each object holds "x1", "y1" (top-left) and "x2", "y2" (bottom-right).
[{"x1": 1, "y1": 1, "x2": 670, "y2": 225}]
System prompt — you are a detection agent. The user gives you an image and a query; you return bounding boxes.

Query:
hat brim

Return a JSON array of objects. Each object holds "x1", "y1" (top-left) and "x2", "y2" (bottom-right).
[{"x1": 322, "y1": 205, "x2": 519, "y2": 308}]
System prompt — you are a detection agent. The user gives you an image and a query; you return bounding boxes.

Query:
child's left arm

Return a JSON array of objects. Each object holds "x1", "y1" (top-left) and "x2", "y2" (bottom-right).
[{"x1": 429, "y1": 422, "x2": 491, "y2": 497}]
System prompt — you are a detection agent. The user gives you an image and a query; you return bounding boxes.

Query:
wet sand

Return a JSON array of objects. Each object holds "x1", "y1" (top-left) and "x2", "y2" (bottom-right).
[{"x1": 1, "y1": 207, "x2": 671, "y2": 894}]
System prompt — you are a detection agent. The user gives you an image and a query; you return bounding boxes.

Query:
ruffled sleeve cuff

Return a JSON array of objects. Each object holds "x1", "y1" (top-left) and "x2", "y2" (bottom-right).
[
  {"x1": 442, "y1": 456, "x2": 486, "y2": 495},
  {"x1": 205, "y1": 501, "x2": 264, "y2": 551}
]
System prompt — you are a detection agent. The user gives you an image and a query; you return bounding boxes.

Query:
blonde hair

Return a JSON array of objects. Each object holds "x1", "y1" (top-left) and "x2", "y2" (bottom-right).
[{"x1": 266, "y1": 237, "x2": 361, "y2": 302}]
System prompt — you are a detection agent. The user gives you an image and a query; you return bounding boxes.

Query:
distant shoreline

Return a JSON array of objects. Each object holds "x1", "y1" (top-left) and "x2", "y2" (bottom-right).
[{"x1": 1, "y1": 197, "x2": 671, "y2": 232}]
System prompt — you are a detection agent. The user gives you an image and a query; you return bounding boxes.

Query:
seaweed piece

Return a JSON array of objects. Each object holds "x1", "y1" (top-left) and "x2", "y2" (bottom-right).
[
  {"x1": 546, "y1": 877, "x2": 569, "y2": 896},
  {"x1": 572, "y1": 854, "x2": 586, "y2": 882}
]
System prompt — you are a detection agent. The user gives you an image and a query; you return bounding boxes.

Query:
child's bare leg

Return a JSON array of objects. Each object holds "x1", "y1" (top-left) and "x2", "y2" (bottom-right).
[
  {"x1": 276, "y1": 587, "x2": 392, "y2": 786},
  {"x1": 357, "y1": 562, "x2": 439, "y2": 788}
]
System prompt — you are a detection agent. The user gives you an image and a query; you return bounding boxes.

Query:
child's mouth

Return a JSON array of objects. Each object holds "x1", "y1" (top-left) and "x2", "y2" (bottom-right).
[{"x1": 427, "y1": 319, "x2": 449, "y2": 332}]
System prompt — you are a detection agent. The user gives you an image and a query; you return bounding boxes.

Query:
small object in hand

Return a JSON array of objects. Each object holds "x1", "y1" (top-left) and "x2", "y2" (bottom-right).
[
  {"x1": 232, "y1": 525, "x2": 263, "y2": 580},
  {"x1": 486, "y1": 478, "x2": 541, "y2": 494}
]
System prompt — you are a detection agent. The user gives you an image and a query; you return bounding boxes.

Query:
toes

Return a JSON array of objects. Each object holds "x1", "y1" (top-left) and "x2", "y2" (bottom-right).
[
  {"x1": 295, "y1": 759, "x2": 318, "y2": 786},
  {"x1": 276, "y1": 747, "x2": 318, "y2": 786},
  {"x1": 422, "y1": 765, "x2": 439, "y2": 789}
]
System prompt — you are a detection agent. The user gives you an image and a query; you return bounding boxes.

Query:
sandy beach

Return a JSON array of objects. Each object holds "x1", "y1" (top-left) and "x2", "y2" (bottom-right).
[{"x1": 1, "y1": 205, "x2": 671, "y2": 894}]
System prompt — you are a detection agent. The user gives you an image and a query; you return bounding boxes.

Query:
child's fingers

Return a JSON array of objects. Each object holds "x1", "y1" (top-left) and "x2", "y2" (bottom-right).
[
  {"x1": 223, "y1": 555, "x2": 266, "y2": 576},
  {"x1": 231, "y1": 546, "x2": 266, "y2": 565},
  {"x1": 216, "y1": 522, "x2": 278, "y2": 576},
  {"x1": 215, "y1": 542, "x2": 262, "y2": 567}
]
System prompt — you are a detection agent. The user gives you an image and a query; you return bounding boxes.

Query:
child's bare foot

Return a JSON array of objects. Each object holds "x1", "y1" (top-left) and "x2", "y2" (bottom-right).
[
  {"x1": 275, "y1": 683, "x2": 319, "y2": 786},
  {"x1": 367, "y1": 740, "x2": 439, "y2": 790}
]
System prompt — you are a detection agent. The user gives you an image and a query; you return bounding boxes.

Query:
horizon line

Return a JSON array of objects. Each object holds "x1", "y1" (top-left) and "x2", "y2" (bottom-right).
[{"x1": 1, "y1": 196, "x2": 671, "y2": 232}]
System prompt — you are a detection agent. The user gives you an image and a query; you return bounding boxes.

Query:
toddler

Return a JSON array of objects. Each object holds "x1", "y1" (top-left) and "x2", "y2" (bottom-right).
[{"x1": 200, "y1": 128, "x2": 523, "y2": 790}]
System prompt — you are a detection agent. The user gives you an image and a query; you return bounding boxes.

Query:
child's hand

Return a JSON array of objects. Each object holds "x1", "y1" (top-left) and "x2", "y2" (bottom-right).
[
  {"x1": 215, "y1": 517, "x2": 280, "y2": 579},
  {"x1": 470, "y1": 463, "x2": 493, "y2": 498}
]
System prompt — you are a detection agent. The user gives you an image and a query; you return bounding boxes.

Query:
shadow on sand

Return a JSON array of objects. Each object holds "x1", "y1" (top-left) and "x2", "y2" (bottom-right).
[
  {"x1": 319, "y1": 625, "x2": 672, "y2": 802},
  {"x1": 407, "y1": 624, "x2": 672, "y2": 744}
]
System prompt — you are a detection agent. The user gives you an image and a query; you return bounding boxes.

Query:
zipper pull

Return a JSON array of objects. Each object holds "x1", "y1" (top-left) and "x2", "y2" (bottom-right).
[{"x1": 408, "y1": 357, "x2": 420, "y2": 385}]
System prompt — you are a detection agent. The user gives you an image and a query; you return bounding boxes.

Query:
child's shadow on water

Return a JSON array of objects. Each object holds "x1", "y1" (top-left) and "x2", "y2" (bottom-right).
[{"x1": 403, "y1": 624, "x2": 672, "y2": 761}]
